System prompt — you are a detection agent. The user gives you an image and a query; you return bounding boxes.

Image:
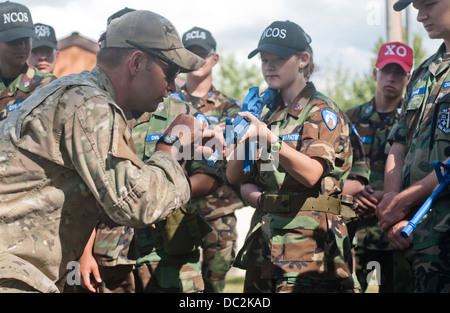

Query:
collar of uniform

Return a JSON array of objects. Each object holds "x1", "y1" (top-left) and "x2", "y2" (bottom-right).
[
  {"x1": 288, "y1": 82, "x2": 317, "y2": 117},
  {"x1": 91, "y1": 66, "x2": 117, "y2": 103},
  {"x1": 427, "y1": 43, "x2": 449, "y2": 77},
  {"x1": 1, "y1": 63, "x2": 31, "y2": 95}
]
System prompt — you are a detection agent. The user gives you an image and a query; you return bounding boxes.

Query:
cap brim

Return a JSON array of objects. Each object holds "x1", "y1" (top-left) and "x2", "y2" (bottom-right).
[
  {"x1": 377, "y1": 60, "x2": 411, "y2": 73},
  {"x1": 0, "y1": 27, "x2": 38, "y2": 42},
  {"x1": 248, "y1": 43, "x2": 298, "y2": 59},
  {"x1": 184, "y1": 42, "x2": 214, "y2": 53},
  {"x1": 161, "y1": 47, "x2": 206, "y2": 73},
  {"x1": 32, "y1": 40, "x2": 58, "y2": 51},
  {"x1": 393, "y1": 1, "x2": 413, "y2": 11}
]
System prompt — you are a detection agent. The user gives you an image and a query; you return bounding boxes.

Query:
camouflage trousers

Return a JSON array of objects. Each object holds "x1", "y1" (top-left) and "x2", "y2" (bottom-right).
[
  {"x1": 241, "y1": 220, "x2": 356, "y2": 293},
  {"x1": 395, "y1": 236, "x2": 450, "y2": 293},
  {"x1": 201, "y1": 213, "x2": 237, "y2": 293},
  {"x1": 95, "y1": 249, "x2": 204, "y2": 293}
]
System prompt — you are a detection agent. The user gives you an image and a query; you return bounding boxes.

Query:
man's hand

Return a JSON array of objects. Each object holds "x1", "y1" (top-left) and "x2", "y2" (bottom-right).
[
  {"x1": 156, "y1": 114, "x2": 226, "y2": 161},
  {"x1": 79, "y1": 250, "x2": 102, "y2": 293},
  {"x1": 387, "y1": 220, "x2": 413, "y2": 250},
  {"x1": 376, "y1": 191, "x2": 409, "y2": 231}
]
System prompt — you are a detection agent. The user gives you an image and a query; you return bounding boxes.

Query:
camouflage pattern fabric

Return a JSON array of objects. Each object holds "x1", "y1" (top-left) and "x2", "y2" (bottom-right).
[
  {"x1": 178, "y1": 85, "x2": 244, "y2": 292},
  {"x1": 0, "y1": 64, "x2": 56, "y2": 125},
  {"x1": 388, "y1": 43, "x2": 450, "y2": 292},
  {"x1": 0, "y1": 67, "x2": 191, "y2": 293},
  {"x1": 238, "y1": 82, "x2": 355, "y2": 292},
  {"x1": 93, "y1": 95, "x2": 223, "y2": 293},
  {"x1": 346, "y1": 98, "x2": 399, "y2": 292}
]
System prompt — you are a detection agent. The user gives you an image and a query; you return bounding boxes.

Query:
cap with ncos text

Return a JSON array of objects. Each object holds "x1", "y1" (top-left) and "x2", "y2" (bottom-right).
[
  {"x1": 0, "y1": 1, "x2": 38, "y2": 42},
  {"x1": 100, "y1": 10, "x2": 205, "y2": 73},
  {"x1": 248, "y1": 20, "x2": 311, "y2": 59}
]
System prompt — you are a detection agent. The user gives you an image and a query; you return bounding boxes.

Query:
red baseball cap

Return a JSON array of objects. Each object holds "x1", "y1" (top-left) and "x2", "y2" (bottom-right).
[{"x1": 376, "y1": 42, "x2": 413, "y2": 73}]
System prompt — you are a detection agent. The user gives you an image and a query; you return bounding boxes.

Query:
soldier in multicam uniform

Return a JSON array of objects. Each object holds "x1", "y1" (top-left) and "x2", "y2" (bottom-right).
[
  {"x1": 0, "y1": 10, "x2": 226, "y2": 293},
  {"x1": 377, "y1": 0, "x2": 450, "y2": 293},
  {"x1": 228, "y1": 20, "x2": 355, "y2": 293},
  {"x1": 0, "y1": 2, "x2": 56, "y2": 125},
  {"x1": 176, "y1": 27, "x2": 245, "y2": 293},
  {"x1": 345, "y1": 42, "x2": 413, "y2": 293}
]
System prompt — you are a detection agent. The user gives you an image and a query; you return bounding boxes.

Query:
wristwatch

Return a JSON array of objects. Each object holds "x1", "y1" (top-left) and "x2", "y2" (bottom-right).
[
  {"x1": 270, "y1": 139, "x2": 282, "y2": 153},
  {"x1": 157, "y1": 133, "x2": 180, "y2": 146}
]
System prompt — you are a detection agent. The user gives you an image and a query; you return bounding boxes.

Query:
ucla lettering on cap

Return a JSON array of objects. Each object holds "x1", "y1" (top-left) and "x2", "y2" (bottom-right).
[
  {"x1": 0, "y1": 1, "x2": 38, "y2": 42},
  {"x1": 182, "y1": 26, "x2": 216, "y2": 52}
]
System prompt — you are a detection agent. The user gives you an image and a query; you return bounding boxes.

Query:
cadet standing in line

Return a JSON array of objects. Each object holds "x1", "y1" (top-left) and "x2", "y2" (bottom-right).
[
  {"x1": 0, "y1": 1, "x2": 56, "y2": 125},
  {"x1": 345, "y1": 42, "x2": 413, "y2": 293},
  {"x1": 377, "y1": 0, "x2": 450, "y2": 293},
  {"x1": 176, "y1": 26, "x2": 244, "y2": 293},
  {"x1": 227, "y1": 20, "x2": 355, "y2": 293},
  {"x1": 0, "y1": 10, "x2": 225, "y2": 293},
  {"x1": 28, "y1": 23, "x2": 59, "y2": 74}
]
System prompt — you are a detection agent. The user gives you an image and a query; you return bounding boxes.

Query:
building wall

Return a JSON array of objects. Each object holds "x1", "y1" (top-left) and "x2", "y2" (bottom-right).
[{"x1": 53, "y1": 46, "x2": 97, "y2": 78}]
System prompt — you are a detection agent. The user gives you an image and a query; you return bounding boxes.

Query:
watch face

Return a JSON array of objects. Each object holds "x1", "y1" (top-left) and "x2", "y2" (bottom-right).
[{"x1": 163, "y1": 133, "x2": 179, "y2": 145}]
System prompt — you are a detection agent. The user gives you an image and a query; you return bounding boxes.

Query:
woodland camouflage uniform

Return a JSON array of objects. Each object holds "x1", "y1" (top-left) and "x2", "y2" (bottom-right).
[
  {"x1": 178, "y1": 85, "x2": 244, "y2": 293},
  {"x1": 0, "y1": 64, "x2": 56, "y2": 125},
  {"x1": 235, "y1": 82, "x2": 356, "y2": 293},
  {"x1": 388, "y1": 44, "x2": 450, "y2": 293}
]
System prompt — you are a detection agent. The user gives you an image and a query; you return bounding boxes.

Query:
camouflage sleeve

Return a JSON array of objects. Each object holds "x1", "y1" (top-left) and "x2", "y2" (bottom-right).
[
  {"x1": 388, "y1": 99, "x2": 408, "y2": 145},
  {"x1": 300, "y1": 104, "x2": 348, "y2": 176},
  {"x1": 63, "y1": 96, "x2": 191, "y2": 228},
  {"x1": 185, "y1": 159, "x2": 224, "y2": 187}
]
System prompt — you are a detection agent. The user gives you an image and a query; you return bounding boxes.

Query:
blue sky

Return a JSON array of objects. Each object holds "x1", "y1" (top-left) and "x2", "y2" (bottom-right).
[{"x1": 19, "y1": 0, "x2": 442, "y2": 88}]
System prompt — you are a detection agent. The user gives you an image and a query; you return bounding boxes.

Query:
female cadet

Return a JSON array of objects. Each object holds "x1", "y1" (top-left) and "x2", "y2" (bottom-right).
[{"x1": 227, "y1": 20, "x2": 356, "y2": 293}]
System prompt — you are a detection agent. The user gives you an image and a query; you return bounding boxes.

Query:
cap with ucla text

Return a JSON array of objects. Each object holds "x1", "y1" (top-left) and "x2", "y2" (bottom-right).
[
  {"x1": 182, "y1": 27, "x2": 216, "y2": 52},
  {"x1": 393, "y1": 0, "x2": 417, "y2": 11},
  {"x1": 376, "y1": 42, "x2": 413, "y2": 73},
  {"x1": 248, "y1": 20, "x2": 311, "y2": 59},
  {"x1": 32, "y1": 23, "x2": 57, "y2": 50},
  {"x1": 0, "y1": 1, "x2": 38, "y2": 42},
  {"x1": 100, "y1": 10, "x2": 205, "y2": 73}
]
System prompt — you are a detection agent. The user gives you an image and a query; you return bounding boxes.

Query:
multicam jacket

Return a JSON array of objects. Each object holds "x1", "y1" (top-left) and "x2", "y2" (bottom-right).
[
  {"x1": 93, "y1": 96, "x2": 224, "y2": 266},
  {"x1": 388, "y1": 43, "x2": 450, "y2": 250},
  {"x1": 0, "y1": 64, "x2": 56, "y2": 125},
  {"x1": 245, "y1": 83, "x2": 354, "y2": 286},
  {"x1": 178, "y1": 85, "x2": 244, "y2": 221},
  {"x1": 346, "y1": 98, "x2": 401, "y2": 251},
  {"x1": 0, "y1": 67, "x2": 191, "y2": 292}
]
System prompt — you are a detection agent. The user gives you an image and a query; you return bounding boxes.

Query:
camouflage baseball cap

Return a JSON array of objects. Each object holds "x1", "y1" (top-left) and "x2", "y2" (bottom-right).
[
  {"x1": 393, "y1": 0, "x2": 416, "y2": 11},
  {"x1": 32, "y1": 23, "x2": 58, "y2": 50},
  {"x1": 100, "y1": 10, "x2": 205, "y2": 73},
  {"x1": 0, "y1": 1, "x2": 38, "y2": 42}
]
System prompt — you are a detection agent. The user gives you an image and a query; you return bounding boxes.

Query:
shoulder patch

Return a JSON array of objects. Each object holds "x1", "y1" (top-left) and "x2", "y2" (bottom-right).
[{"x1": 322, "y1": 109, "x2": 338, "y2": 131}]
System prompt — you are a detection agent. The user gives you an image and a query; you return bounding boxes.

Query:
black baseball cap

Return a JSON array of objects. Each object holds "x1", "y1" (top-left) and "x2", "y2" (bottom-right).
[
  {"x1": 0, "y1": 1, "x2": 38, "y2": 42},
  {"x1": 393, "y1": 0, "x2": 416, "y2": 11},
  {"x1": 32, "y1": 23, "x2": 57, "y2": 50},
  {"x1": 248, "y1": 20, "x2": 311, "y2": 59},
  {"x1": 182, "y1": 27, "x2": 216, "y2": 52}
]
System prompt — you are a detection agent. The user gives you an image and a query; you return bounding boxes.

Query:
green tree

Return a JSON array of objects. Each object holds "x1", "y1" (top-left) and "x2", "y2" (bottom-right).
[{"x1": 214, "y1": 52, "x2": 265, "y2": 102}]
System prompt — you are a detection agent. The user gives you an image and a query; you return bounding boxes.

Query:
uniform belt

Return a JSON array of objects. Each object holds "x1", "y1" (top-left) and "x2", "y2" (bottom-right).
[{"x1": 261, "y1": 193, "x2": 355, "y2": 217}]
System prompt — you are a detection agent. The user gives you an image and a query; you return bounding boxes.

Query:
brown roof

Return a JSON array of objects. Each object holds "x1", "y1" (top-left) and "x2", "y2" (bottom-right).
[{"x1": 57, "y1": 32, "x2": 99, "y2": 54}]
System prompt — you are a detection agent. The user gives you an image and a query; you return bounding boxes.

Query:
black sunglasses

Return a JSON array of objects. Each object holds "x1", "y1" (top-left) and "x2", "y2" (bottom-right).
[{"x1": 126, "y1": 40, "x2": 181, "y2": 82}]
